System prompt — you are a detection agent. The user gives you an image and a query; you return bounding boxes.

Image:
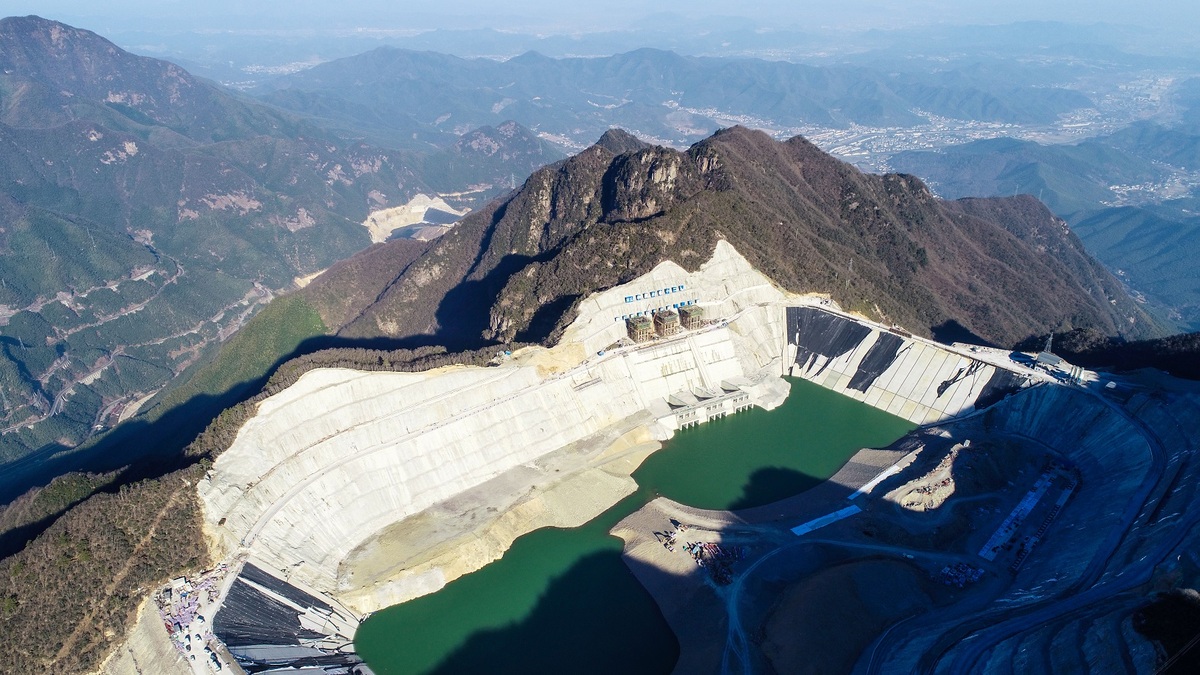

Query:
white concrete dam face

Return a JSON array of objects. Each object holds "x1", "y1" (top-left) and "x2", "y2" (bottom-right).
[
  {"x1": 783, "y1": 306, "x2": 1035, "y2": 425},
  {"x1": 197, "y1": 240, "x2": 1040, "y2": 605},
  {"x1": 197, "y1": 241, "x2": 800, "y2": 600}
]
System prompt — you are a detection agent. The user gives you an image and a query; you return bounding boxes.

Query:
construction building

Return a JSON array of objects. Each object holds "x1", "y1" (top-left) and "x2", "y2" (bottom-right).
[
  {"x1": 679, "y1": 304, "x2": 704, "y2": 330},
  {"x1": 654, "y1": 309, "x2": 682, "y2": 337},
  {"x1": 626, "y1": 315, "x2": 654, "y2": 342},
  {"x1": 1037, "y1": 334, "x2": 1064, "y2": 367}
]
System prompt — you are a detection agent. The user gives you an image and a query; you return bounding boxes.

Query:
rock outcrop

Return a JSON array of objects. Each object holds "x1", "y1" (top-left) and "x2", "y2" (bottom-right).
[{"x1": 332, "y1": 126, "x2": 1159, "y2": 351}]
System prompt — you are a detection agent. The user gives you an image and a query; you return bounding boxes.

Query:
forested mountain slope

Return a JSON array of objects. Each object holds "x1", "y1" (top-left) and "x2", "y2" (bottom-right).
[{"x1": 0, "y1": 17, "x2": 556, "y2": 464}]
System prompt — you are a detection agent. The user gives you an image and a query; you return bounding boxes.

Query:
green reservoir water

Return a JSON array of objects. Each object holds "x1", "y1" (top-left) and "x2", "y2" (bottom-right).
[{"x1": 354, "y1": 378, "x2": 914, "y2": 675}]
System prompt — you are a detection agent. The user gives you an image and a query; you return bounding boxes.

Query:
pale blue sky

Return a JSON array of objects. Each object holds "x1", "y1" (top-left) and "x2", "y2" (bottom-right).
[{"x1": 3, "y1": 0, "x2": 1197, "y2": 33}]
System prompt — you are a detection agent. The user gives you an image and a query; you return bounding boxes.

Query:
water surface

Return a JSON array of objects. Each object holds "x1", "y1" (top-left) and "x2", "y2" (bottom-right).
[{"x1": 355, "y1": 378, "x2": 914, "y2": 674}]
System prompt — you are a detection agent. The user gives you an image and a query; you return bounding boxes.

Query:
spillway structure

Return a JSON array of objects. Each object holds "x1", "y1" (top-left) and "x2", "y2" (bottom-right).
[{"x1": 212, "y1": 563, "x2": 363, "y2": 673}]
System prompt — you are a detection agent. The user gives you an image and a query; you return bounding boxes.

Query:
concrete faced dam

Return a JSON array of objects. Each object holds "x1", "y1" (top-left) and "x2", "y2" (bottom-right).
[
  {"x1": 785, "y1": 306, "x2": 1034, "y2": 425},
  {"x1": 176, "y1": 241, "x2": 1059, "y2": 675},
  {"x1": 196, "y1": 242, "x2": 1046, "y2": 613},
  {"x1": 198, "y1": 241, "x2": 799, "y2": 611}
]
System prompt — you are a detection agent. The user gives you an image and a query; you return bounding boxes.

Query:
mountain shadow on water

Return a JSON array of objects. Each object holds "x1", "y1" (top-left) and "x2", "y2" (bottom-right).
[
  {"x1": 728, "y1": 467, "x2": 824, "y2": 512},
  {"x1": 380, "y1": 461, "x2": 876, "y2": 673},
  {"x1": 426, "y1": 550, "x2": 679, "y2": 675}
]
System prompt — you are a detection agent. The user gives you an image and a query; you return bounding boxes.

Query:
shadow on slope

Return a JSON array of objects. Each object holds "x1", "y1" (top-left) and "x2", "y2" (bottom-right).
[
  {"x1": 0, "y1": 375, "x2": 279, "y2": 556},
  {"x1": 0, "y1": 389, "x2": 222, "y2": 508},
  {"x1": 931, "y1": 320, "x2": 998, "y2": 348},
  {"x1": 427, "y1": 249, "x2": 564, "y2": 350},
  {"x1": 1134, "y1": 589, "x2": 1200, "y2": 675}
]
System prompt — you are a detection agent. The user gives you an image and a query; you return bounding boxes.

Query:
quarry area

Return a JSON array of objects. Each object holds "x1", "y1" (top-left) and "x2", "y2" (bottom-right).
[
  {"x1": 98, "y1": 240, "x2": 1200, "y2": 675},
  {"x1": 360, "y1": 193, "x2": 469, "y2": 243}
]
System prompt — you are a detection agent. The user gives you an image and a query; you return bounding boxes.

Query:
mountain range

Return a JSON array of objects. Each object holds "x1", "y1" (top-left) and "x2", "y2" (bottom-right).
[
  {"x1": 0, "y1": 16, "x2": 1193, "y2": 675},
  {"x1": 252, "y1": 46, "x2": 1094, "y2": 150},
  {"x1": 0, "y1": 120, "x2": 1182, "y2": 675},
  {"x1": 0, "y1": 16, "x2": 559, "y2": 465},
  {"x1": 1, "y1": 13, "x2": 1189, "y2": 493},
  {"x1": 292, "y1": 126, "x2": 1155, "y2": 354},
  {"x1": 33, "y1": 123, "x2": 1156, "y2": 504}
]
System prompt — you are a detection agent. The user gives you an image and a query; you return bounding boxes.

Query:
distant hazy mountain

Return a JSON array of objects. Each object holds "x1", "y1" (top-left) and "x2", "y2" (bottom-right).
[
  {"x1": 252, "y1": 47, "x2": 1093, "y2": 150},
  {"x1": 1174, "y1": 76, "x2": 1200, "y2": 129},
  {"x1": 1104, "y1": 120, "x2": 1200, "y2": 167},
  {"x1": 890, "y1": 122, "x2": 1200, "y2": 199},
  {"x1": 296, "y1": 126, "x2": 1155, "y2": 354},
  {"x1": 420, "y1": 120, "x2": 564, "y2": 193},
  {"x1": 96, "y1": 20, "x2": 1197, "y2": 90},
  {"x1": 0, "y1": 17, "x2": 558, "y2": 465},
  {"x1": 891, "y1": 121, "x2": 1200, "y2": 329}
]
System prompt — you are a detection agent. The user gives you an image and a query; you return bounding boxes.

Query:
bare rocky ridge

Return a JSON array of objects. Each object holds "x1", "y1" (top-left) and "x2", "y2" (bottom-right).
[{"x1": 330, "y1": 126, "x2": 1159, "y2": 350}]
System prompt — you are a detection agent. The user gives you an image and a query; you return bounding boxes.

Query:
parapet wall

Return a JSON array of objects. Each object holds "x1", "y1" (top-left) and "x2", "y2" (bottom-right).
[{"x1": 785, "y1": 306, "x2": 1034, "y2": 425}]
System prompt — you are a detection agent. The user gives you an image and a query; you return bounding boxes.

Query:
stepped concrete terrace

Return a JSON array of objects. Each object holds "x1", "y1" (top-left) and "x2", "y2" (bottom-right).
[{"x1": 785, "y1": 305, "x2": 1044, "y2": 425}]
